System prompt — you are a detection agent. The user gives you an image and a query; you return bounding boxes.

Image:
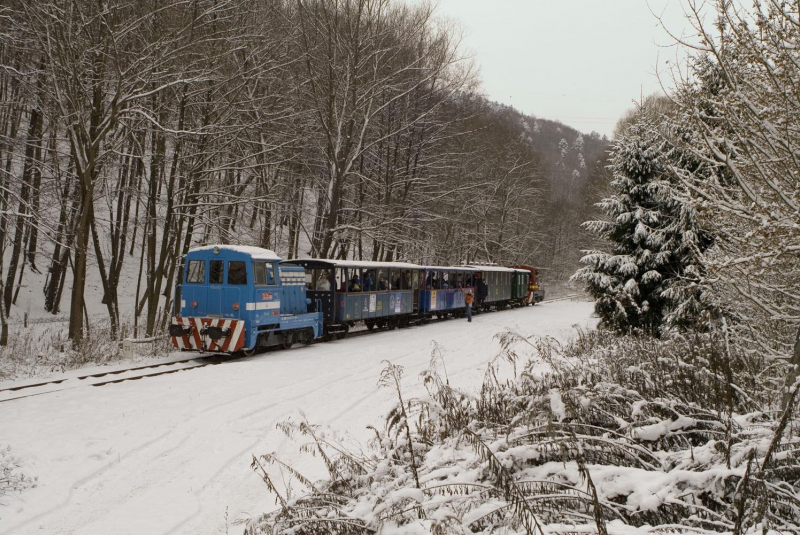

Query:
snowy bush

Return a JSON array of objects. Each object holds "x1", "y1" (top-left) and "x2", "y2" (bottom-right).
[
  {"x1": 0, "y1": 446, "x2": 36, "y2": 511},
  {"x1": 246, "y1": 331, "x2": 799, "y2": 534},
  {"x1": 0, "y1": 318, "x2": 172, "y2": 380}
]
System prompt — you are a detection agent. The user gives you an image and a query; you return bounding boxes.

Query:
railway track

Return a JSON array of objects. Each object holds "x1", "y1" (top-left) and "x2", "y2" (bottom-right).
[
  {"x1": 0, "y1": 295, "x2": 580, "y2": 404},
  {"x1": 542, "y1": 293, "x2": 581, "y2": 303},
  {"x1": 0, "y1": 355, "x2": 224, "y2": 404}
]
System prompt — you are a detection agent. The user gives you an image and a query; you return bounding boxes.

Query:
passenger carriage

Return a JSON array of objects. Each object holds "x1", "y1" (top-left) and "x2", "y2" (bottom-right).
[
  {"x1": 285, "y1": 259, "x2": 421, "y2": 337},
  {"x1": 417, "y1": 265, "x2": 478, "y2": 319},
  {"x1": 462, "y1": 265, "x2": 520, "y2": 310},
  {"x1": 170, "y1": 245, "x2": 323, "y2": 354}
]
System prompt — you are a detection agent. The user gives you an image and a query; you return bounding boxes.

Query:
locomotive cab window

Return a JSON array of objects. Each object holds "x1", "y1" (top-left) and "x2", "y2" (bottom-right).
[
  {"x1": 186, "y1": 260, "x2": 205, "y2": 283},
  {"x1": 209, "y1": 260, "x2": 224, "y2": 284},
  {"x1": 253, "y1": 261, "x2": 275, "y2": 286},
  {"x1": 228, "y1": 261, "x2": 247, "y2": 285}
]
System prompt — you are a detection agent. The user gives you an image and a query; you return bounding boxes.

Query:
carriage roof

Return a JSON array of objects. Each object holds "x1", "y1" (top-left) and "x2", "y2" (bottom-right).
[{"x1": 287, "y1": 258, "x2": 423, "y2": 270}]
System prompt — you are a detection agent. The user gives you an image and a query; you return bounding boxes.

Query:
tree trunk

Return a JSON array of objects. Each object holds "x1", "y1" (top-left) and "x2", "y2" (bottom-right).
[
  {"x1": 783, "y1": 325, "x2": 800, "y2": 410},
  {"x1": 4, "y1": 106, "x2": 41, "y2": 313},
  {"x1": 68, "y1": 185, "x2": 92, "y2": 343}
]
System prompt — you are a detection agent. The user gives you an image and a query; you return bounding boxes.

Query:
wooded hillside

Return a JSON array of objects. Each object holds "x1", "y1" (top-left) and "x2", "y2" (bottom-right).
[{"x1": 0, "y1": 0, "x2": 607, "y2": 344}]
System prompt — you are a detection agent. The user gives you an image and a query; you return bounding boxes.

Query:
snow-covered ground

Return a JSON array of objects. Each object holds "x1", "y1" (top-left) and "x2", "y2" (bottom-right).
[{"x1": 0, "y1": 300, "x2": 595, "y2": 535}]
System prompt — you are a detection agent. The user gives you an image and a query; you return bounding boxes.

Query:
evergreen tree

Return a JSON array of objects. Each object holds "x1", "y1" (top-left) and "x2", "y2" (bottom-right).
[{"x1": 573, "y1": 111, "x2": 709, "y2": 335}]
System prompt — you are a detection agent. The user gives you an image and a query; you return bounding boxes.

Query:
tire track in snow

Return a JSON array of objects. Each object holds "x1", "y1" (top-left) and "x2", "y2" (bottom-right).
[{"x1": 2, "y1": 302, "x2": 595, "y2": 535}]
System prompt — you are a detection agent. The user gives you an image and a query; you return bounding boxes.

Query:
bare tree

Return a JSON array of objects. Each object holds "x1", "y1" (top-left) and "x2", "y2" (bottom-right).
[{"x1": 674, "y1": 1, "x2": 800, "y2": 403}]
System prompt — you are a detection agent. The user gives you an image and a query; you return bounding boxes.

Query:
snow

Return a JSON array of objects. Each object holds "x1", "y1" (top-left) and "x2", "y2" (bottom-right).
[
  {"x1": 549, "y1": 389, "x2": 566, "y2": 421},
  {"x1": 0, "y1": 300, "x2": 595, "y2": 535},
  {"x1": 189, "y1": 245, "x2": 281, "y2": 260},
  {"x1": 291, "y1": 258, "x2": 423, "y2": 269}
]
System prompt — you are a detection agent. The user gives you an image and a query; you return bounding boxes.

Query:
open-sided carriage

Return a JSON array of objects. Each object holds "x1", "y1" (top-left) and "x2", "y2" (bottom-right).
[{"x1": 287, "y1": 259, "x2": 420, "y2": 338}]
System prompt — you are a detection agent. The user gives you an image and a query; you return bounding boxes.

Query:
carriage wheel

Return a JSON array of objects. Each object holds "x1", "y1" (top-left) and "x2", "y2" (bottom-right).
[
  {"x1": 335, "y1": 324, "x2": 349, "y2": 340},
  {"x1": 366, "y1": 321, "x2": 376, "y2": 331}
]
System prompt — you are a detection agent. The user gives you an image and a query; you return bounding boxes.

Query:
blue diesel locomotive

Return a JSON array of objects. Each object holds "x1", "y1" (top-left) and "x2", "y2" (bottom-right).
[
  {"x1": 169, "y1": 245, "x2": 323, "y2": 354},
  {"x1": 170, "y1": 245, "x2": 532, "y2": 355}
]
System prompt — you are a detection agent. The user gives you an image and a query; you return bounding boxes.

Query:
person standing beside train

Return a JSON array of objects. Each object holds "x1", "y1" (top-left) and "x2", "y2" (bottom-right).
[{"x1": 459, "y1": 284, "x2": 474, "y2": 322}]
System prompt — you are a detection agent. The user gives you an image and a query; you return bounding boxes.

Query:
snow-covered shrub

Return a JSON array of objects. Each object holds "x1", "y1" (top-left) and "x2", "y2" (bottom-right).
[
  {"x1": 0, "y1": 445, "x2": 36, "y2": 510},
  {"x1": 246, "y1": 331, "x2": 799, "y2": 534},
  {"x1": 0, "y1": 318, "x2": 172, "y2": 380}
]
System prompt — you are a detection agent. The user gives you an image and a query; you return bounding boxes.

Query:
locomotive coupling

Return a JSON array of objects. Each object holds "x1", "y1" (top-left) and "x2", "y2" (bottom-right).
[{"x1": 200, "y1": 325, "x2": 231, "y2": 341}]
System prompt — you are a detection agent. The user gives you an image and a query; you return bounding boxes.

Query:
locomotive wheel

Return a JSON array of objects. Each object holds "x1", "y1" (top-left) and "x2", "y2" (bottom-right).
[{"x1": 281, "y1": 341, "x2": 293, "y2": 350}]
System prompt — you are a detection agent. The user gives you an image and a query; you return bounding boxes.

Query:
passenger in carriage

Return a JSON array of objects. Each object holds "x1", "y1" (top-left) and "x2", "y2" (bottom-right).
[
  {"x1": 378, "y1": 276, "x2": 388, "y2": 291},
  {"x1": 316, "y1": 273, "x2": 331, "y2": 291},
  {"x1": 476, "y1": 276, "x2": 488, "y2": 308},
  {"x1": 425, "y1": 273, "x2": 433, "y2": 289},
  {"x1": 348, "y1": 274, "x2": 362, "y2": 292},
  {"x1": 363, "y1": 271, "x2": 374, "y2": 291}
]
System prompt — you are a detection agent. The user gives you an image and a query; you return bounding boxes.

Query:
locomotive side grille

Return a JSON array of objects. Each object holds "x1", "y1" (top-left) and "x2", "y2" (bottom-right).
[{"x1": 279, "y1": 269, "x2": 306, "y2": 286}]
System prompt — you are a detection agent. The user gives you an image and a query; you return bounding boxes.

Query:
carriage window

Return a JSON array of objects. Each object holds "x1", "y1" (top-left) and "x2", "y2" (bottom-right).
[
  {"x1": 336, "y1": 268, "x2": 347, "y2": 292},
  {"x1": 402, "y1": 270, "x2": 411, "y2": 290},
  {"x1": 311, "y1": 268, "x2": 332, "y2": 291},
  {"x1": 377, "y1": 268, "x2": 388, "y2": 291},
  {"x1": 412, "y1": 270, "x2": 419, "y2": 290},
  {"x1": 186, "y1": 260, "x2": 205, "y2": 283},
  {"x1": 228, "y1": 261, "x2": 247, "y2": 285},
  {"x1": 254, "y1": 262, "x2": 275, "y2": 286},
  {"x1": 209, "y1": 260, "x2": 224, "y2": 284}
]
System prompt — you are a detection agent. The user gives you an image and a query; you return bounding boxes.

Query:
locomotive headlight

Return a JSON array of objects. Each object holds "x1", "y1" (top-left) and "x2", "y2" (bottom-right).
[
  {"x1": 232, "y1": 302, "x2": 240, "y2": 311},
  {"x1": 213, "y1": 246, "x2": 220, "y2": 254}
]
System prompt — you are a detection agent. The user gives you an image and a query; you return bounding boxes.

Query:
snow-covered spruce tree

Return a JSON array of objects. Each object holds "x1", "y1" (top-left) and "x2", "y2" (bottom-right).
[{"x1": 573, "y1": 111, "x2": 710, "y2": 335}]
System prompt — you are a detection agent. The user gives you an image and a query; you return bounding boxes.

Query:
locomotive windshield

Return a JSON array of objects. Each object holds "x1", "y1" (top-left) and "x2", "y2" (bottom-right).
[
  {"x1": 209, "y1": 260, "x2": 224, "y2": 284},
  {"x1": 253, "y1": 261, "x2": 275, "y2": 286},
  {"x1": 228, "y1": 261, "x2": 247, "y2": 285},
  {"x1": 186, "y1": 260, "x2": 205, "y2": 283}
]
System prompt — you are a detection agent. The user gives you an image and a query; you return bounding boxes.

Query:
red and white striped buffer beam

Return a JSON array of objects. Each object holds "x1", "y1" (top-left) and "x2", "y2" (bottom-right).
[{"x1": 170, "y1": 317, "x2": 246, "y2": 353}]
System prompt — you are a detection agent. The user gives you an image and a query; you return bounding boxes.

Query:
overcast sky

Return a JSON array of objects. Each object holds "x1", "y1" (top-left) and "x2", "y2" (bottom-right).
[{"x1": 431, "y1": 0, "x2": 696, "y2": 138}]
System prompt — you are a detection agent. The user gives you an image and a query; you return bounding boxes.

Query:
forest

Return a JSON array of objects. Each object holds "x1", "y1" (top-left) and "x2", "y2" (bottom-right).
[
  {"x1": 2, "y1": 0, "x2": 800, "y2": 533},
  {"x1": 242, "y1": 1, "x2": 800, "y2": 534},
  {"x1": 0, "y1": 0, "x2": 605, "y2": 349}
]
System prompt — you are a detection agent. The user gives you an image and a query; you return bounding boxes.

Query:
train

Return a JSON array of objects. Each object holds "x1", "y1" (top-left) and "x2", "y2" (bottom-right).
[{"x1": 169, "y1": 245, "x2": 544, "y2": 355}]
